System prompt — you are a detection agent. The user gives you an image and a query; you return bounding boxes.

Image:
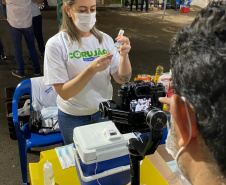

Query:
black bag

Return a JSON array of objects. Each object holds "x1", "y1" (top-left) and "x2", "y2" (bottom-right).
[
  {"x1": 29, "y1": 110, "x2": 58, "y2": 133},
  {"x1": 29, "y1": 110, "x2": 42, "y2": 132}
]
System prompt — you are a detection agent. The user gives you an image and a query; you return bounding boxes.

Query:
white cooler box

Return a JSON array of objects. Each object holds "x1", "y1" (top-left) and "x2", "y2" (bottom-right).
[{"x1": 73, "y1": 121, "x2": 136, "y2": 185}]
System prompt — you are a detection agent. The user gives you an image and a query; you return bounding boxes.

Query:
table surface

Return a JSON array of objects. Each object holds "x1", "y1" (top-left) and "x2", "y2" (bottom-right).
[{"x1": 29, "y1": 148, "x2": 170, "y2": 185}]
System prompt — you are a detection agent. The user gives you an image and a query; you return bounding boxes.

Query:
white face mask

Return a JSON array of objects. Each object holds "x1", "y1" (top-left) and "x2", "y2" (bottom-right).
[
  {"x1": 72, "y1": 12, "x2": 96, "y2": 32},
  {"x1": 165, "y1": 97, "x2": 192, "y2": 185}
]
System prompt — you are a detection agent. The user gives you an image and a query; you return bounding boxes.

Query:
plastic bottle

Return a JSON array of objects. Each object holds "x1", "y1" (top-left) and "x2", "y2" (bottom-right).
[
  {"x1": 158, "y1": 71, "x2": 171, "y2": 93},
  {"x1": 43, "y1": 160, "x2": 55, "y2": 185},
  {"x1": 154, "y1": 64, "x2": 164, "y2": 83},
  {"x1": 110, "y1": 29, "x2": 124, "y2": 55}
]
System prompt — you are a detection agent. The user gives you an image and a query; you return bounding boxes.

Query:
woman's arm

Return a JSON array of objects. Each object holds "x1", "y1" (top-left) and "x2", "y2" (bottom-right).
[
  {"x1": 112, "y1": 36, "x2": 132, "y2": 84},
  {"x1": 54, "y1": 53, "x2": 113, "y2": 100}
]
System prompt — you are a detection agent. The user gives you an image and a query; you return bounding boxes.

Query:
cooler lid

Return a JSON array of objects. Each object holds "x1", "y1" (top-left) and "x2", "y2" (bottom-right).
[{"x1": 73, "y1": 121, "x2": 136, "y2": 164}]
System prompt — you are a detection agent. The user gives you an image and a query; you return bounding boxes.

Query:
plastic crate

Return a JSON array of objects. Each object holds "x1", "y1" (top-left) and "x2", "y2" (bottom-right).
[
  {"x1": 5, "y1": 100, "x2": 30, "y2": 140},
  {"x1": 181, "y1": 7, "x2": 189, "y2": 13},
  {"x1": 5, "y1": 87, "x2": 16, "y2": 102},
  {"x1": 5, "y1": 87, "x2": 30, "y2": 103}
]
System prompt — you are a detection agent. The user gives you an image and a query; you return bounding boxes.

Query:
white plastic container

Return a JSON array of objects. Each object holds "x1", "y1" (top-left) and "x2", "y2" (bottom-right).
[
  {"x1": 43, "y1": 160, "x2": 55, "y2": 185},
  {"x1": 73, "y1": 121, "x2": 136, "y2": 185},
  {"x1": 158, "y1": 72, "x2": 171, "y2": 93}
]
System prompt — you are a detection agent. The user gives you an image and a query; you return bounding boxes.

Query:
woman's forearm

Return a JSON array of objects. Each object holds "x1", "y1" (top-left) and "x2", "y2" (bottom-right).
[
  {"x1": 54, "y1": 66, "x2": 96, "y2": 100},
  {"x1": 113, "y1": 54, "x2": 132, "y2": 84},
  {"x1": 118, "y1": 54, "x2": 132, "y2": 82},
  {"x1": 54, "y1": 53, "x2": 113, "y2": 100}
]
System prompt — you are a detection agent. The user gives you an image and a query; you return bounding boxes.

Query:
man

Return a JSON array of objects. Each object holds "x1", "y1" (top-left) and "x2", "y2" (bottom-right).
[
  {"x1": 31, "y1": 0, "x2": 45, "y2": 59},
  {"x1": 2, "y1": 0, "x2": 41, "y2": 78},
  {"x1": 130, "y1": 0, "x2": 138, "y2": 11},
  {"x1": 141, "y1": 0, "x2": 149, "y2": 12},
  {"x1": 159, "y1": 1, "x2": 226, "y2": 184},
  {"x1": 0, "y1": 0, "x2": 6, "y2": 20}
]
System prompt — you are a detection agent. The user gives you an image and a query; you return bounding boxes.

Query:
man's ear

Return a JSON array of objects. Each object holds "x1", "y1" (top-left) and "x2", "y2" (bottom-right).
[{"x1": 170, "y1": 94, "x2": 197, "y2": 147}]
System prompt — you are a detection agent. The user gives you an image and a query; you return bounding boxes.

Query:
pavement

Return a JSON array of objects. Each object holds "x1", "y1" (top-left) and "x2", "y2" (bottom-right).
[{"x1": 0, "y1": 5, "x2": 201, "y2": 185}]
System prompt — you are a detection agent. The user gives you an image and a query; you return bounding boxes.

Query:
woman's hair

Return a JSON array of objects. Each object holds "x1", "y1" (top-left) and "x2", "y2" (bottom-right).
[{"x1": 60, "y1": 0, "x2": 103, "y2": 46}]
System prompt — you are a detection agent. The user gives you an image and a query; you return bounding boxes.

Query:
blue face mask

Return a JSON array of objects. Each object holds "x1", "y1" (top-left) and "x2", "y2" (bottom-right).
[{"x1": 165, "y1": 96, "x2": 192, "y2": 185}]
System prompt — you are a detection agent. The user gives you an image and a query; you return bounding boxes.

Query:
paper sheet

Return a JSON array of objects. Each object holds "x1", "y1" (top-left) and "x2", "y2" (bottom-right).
[{"x1": 55, "y1": 144, "x2": 75, "y2": 169}]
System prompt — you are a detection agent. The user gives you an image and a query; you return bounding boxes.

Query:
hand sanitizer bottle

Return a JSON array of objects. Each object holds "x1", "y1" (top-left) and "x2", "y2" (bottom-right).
[{"x1": 43, "y1": 160, "x2": 55, "y2": 185}]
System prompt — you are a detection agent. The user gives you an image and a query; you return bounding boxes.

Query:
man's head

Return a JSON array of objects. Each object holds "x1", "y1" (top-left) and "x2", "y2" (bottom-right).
[{"x1": 166, "y1": 0, "x2": 226, "y2": 183}]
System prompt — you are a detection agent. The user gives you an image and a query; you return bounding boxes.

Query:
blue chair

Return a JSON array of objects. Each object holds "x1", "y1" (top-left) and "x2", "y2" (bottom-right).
[
  {"x1": 180, "y1": 0, "x2": 192, "y2": 7},
  {"x1": 175, "y1": 0, "x2": 183, "y2": 10},
  {"x1": 12, "y1": 79, "x2": 63, "y2": 185}
]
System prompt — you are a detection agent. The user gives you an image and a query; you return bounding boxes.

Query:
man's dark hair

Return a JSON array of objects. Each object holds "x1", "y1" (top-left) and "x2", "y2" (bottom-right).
[{"x1": 169, "y1": 0, "x2": 226, "y2": 176}]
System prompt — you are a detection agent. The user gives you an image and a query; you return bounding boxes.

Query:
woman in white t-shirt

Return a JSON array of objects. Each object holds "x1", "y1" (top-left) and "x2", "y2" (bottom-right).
[{"x1": 44, "y1": 0, "x2": 132, "y2": 144}]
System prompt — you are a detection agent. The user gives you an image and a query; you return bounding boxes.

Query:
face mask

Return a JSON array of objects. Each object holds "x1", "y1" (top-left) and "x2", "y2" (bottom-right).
[
  {"x1": 165, "y1": 96, "x2": 192, "y2": 185},
  {"x1": 72, "y1": 12, "x2": 96, "y2": 32}
]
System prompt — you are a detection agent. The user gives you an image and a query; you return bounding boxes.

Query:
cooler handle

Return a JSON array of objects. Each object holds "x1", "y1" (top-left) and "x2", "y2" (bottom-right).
[{"x1": 73, "y1": 148, "x2": 130, "y2": 182}]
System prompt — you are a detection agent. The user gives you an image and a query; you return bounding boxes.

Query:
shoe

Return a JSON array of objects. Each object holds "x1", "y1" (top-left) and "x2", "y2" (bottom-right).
[
  {"x1": 0, "y1": 17, "x2": 7, "y2": 21},
  {"x1": 34, "y1": 70, "x2": 42, "y2": 77},
  {"x1": 0, "y1": 54, "x2": 7, "y2": 60},
  {"x1": 11, "y1": 70, "x2": 25, "y2": 78}
]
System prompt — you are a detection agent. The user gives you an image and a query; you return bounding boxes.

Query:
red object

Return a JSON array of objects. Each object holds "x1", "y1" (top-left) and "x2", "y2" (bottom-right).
[
  {"x1": 167, "y1": 89, "x2": 173, "y2": 98},
  {"x1": 181, "y1": 7, "x2": 189, "y2": 13}
]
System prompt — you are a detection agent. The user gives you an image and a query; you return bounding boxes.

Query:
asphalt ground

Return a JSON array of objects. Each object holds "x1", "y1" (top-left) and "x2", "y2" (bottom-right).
[{"x1": 0, "y1": 5, "x2": 201, "y2": 185}]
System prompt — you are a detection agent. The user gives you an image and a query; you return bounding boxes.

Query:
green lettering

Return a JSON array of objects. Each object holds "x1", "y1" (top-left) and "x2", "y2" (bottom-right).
[
  {"x1": 73, "y1": 50, "x2": 81, "y2": 59},
  {"x1": 81, "y1": 52, "x2": 87, "y2": 58},
  {"x1": 87, "y1": 51, "x2": 93, "y2": 57},
  {"x1": 97, "y1": 48, "x2": 103, "y2": 56},
  {"x1": 69, "y1": 53, "x2": 73, "y2": 59},
  {"x1": 102, "y1": 49, "x2": 108, "y2": 54},
  {"x1": 94, "y1": 50, "x2": 98, "y2": 56}
]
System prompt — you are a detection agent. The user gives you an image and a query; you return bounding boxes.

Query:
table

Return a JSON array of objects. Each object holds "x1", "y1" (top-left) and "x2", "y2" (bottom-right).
[{"x1": 29, "y1": 146, "x2": 182, "y2": 185}]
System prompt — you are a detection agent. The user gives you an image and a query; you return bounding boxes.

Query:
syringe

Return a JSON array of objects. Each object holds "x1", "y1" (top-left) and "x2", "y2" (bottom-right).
[{"x1": 110, "y1": 29, "x2": 124, "y2": 55}]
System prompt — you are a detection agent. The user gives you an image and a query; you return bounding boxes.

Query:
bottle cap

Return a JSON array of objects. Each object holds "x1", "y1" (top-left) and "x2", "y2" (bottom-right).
[
  {"x1": 118, "y1": 29, "x2": 124, "y2": 37},
  {"x1": 44, "y1": 160, "x2": 52, "y2": 169}
]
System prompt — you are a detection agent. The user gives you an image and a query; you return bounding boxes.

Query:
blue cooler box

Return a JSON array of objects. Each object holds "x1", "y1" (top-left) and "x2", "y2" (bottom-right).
[{"x1": 73, "y1": 121, "x2": 136, "y2": 185}]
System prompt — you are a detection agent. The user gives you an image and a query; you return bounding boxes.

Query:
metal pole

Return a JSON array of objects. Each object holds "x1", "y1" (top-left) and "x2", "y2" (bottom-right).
[{"x1": 162, "y1": 0, "x2": 167, "y2": 20}]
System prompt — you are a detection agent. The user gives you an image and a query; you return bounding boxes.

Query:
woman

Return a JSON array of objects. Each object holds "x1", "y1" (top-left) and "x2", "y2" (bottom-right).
[{"x1": 44, "y1": 0, "x2": 132, "y2": 144}]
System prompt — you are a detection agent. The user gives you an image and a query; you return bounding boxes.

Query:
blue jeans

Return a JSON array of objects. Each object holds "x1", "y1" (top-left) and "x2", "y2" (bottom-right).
[
  {"x1": 0, "y1": 1, "x2": 7, "y2": 18},
  {"x1": 32, "y1": 15, "x2": 45, "y2": 54},
  {"x1": 130, "y1": 0, "x2": 138, "y2": 11},
  {"x1": 0, "y1": 38, "x2": 4, "y2": 55},
  {"x1": 141, "y1": 0, "x2": 149, "y2": 12},
  {"x1": 8, "y1": 24, "x2": 41, "y2": 76},
  {"x1": 58, "y1": 109, "x2": 109, "y2": 144}
]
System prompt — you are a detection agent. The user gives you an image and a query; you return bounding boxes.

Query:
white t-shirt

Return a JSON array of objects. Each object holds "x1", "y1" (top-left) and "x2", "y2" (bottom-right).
[
  {"x1": 6, "y1": 0, "x2": 32, "y2": 28},
  {"x1": 31, "y1": 77, "x2": 58, "y2": 111},
  {"x1": 44, "y1": 31, "x2": 120, "y2": 116},
  {"x1": 31, "y1": 0, "x2": 41, "y2": 17}
]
